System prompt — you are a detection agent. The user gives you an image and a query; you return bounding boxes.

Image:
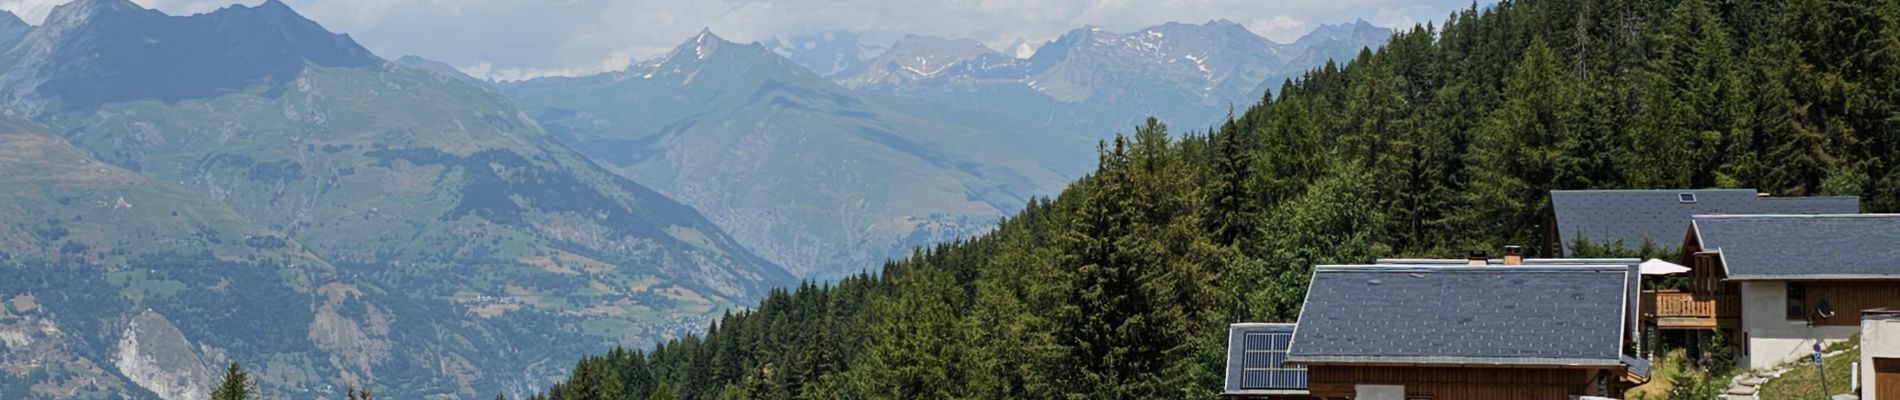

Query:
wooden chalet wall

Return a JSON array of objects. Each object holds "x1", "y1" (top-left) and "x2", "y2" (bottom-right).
[
  {"x1": 1802, "y1": 281, "x2": 1900, "y2": 326},
  {"x1": 1306, "y1": 366, "x2": 1623, "y2": 400}
]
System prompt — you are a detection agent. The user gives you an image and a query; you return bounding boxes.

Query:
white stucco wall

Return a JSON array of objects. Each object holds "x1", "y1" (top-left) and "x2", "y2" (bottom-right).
[
  {"x1": 1863, "y1": 313, "x2": 1900, "y2": 398},
  {"x1": 1739, "y1": 281, "x2": 1860, "y2": 370}
]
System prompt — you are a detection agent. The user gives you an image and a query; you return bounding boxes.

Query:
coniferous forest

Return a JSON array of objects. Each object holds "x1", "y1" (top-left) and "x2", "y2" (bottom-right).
[{"x1": 529, "y1": 0, "x2": 1900, "y2": 398}]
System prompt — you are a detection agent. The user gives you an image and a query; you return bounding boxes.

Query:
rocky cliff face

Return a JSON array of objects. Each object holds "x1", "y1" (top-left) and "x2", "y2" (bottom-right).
[{"x1": 115, "y1": 310, "x2": 216, "y2": 400}]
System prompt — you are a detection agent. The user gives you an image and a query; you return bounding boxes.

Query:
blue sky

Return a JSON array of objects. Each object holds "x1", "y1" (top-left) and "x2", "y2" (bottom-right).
[{"x1": 1, "y1": 0, "x2": 1486, "y2": 80}]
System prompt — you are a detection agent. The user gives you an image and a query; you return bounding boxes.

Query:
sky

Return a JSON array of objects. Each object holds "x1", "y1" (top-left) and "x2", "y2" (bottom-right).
[{"x1": 0, "y1": 0, "x2": 1484, "y2": 81}]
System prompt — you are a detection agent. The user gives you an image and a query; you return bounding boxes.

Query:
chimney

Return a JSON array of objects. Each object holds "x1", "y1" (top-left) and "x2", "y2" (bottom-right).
[
  {"x1": 1466, "y1": 251, "x2": 1488, "y2": 267},
  {"x1": 1504, "y1": 245, "x2": 1523, "y2": 266}
]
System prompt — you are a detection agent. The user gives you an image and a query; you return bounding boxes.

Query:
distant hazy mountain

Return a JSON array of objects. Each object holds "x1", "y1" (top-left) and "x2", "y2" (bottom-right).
[
  {"x1": 0, "y1": 10, "x2": 29, "y2": 43},
  {"x1": 1282, "y1": 19, "x2": 1394, "y2": 74},
  {"x1": 501, "y1": 30, "x2": 1092, "y2": 280},
  {"x1": 765, "y1": 30, "x2": 886, "y2": 78},
  {"x1": 834, "y1": 34, "x2": 1017, "y2": 88},
  {"x1": 394, "y1": 54, "x2": 493, "y2": 88},
  {"x1": 500, "y1": 20, "x2": 1386, "y2": 282},
  {"x1": 0, "y1": 1, "x2": 789, "y2": 398},
  {"x1": 838, "y1": 19, "x2": 1391, "y2": 136},
  {"x1": 0, "y1": 0, "x2": 378, "y2": 112}
]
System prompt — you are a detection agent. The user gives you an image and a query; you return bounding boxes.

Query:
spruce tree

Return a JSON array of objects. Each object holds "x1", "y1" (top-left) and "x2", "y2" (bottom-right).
[
  {"x1": 1468, "y1": 36, "x2": 1582, "y2": 250},
  {"x1": 211, "y1": 363, "x2": 251, "y2": 400},
  {"x1": 849, "y1": 264, "x2": 963, "y2": 398}
]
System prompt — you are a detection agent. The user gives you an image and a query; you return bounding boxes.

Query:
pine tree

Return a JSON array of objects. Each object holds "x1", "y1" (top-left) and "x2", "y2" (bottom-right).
[
  {"x1": 1055, "y1": 134, "x2": 1169, "y2": 399},
  {"x1": 347, "y1": 385, "x2": 374, "y2": 400},
  {"x1": 1251, "y1": 93, "x2": 1327, "y2": 211},
  {"x1": 1467, "y1": 36, "x2": 1583, "y2": 251},
  {"x1": 1206, "y1": 115, "x2": 1255, "y2": 246},
  {"x1": 1252, "y1": 166, "x2": 1388, "y2": 319},
  {"x1": 565, "y1": 358, "x2": 625, "y2": 400},
  {"x1": 211, "y1": 363, "x2": 251, "y2": 400},
  {"x1": 1627, "y1": 0, "x2": 1739, "y2": 189},
  {"x1": 648, "y1": 383, "x2": 680, "y2": 400},
  {"x1": 849, "y1": 263, "x2": 964, "y2": 399}
]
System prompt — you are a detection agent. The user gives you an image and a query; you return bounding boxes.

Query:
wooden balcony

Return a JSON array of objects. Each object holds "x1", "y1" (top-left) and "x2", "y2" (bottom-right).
[{"x1": 1643, "y1": 290, "x2": 1740, "y2": 329}]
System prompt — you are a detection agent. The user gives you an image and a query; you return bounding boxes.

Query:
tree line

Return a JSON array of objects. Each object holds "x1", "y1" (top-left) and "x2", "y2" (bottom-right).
[{"x1": 523, "y1": 0, "x2": 1900, "y2": 399}]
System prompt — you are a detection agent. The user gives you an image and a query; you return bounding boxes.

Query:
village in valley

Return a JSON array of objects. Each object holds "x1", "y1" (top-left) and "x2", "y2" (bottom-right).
[{"x1": 1221, "y1": 189, "x2": 1900, "y2": 400}]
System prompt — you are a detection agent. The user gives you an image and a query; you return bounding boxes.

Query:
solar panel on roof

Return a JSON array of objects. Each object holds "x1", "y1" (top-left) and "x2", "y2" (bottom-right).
[{"x1": 1226, "y1": 324, "x2": 1306, "y2": 391}]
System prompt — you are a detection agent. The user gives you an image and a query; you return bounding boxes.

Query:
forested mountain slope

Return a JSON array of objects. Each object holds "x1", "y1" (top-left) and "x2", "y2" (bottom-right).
[{"x1": 528, "y1": 0, "x2": 1900, "y2": 398}]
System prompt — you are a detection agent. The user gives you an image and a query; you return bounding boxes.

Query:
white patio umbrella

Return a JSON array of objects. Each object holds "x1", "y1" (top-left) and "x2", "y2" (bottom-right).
[{"x1": 1638, "y1": 258, "x2": 1691, "y2": 275}]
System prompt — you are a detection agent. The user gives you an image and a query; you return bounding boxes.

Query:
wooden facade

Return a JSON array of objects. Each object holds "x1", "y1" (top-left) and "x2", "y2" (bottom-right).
[
  {"x1": 1669, "y1": 232, "x2": 1900, "y2": 327},
  {"x1": 1878, "y1": 358, "x2": 1900, "y2": 400},
  {"x1": 1304, "y1": 365, "x2": 1634, "y2": 400},
  {"x1": 1795, "y1": 281, "x2": 1900, "y2": 326}
]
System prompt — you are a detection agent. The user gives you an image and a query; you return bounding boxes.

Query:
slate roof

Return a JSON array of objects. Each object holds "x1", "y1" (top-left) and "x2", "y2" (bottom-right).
[
  {"x1": 1374, "y1": 258, "x2": 1643, "y2": 266},
  {"x1": 1549, "y1": 189, "x2": 1858, "y2": 255},
  {"x1": 1285, "y1": 265, "x2": 1638, "y2": 368},
  {"x1": 1691, "y1": 214, "x2": 1900, "y2": 280}
]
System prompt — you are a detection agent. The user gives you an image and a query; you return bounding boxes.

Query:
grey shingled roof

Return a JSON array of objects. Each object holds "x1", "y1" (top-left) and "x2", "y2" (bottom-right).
[
  {"x1": 1549, "y1": 189, "x2": 1858, "y2": 255},
  {"x1": 1692, "y1": 214, "x2": 1900, "y2": 280},
  {"x1": 1286, "y1": 265, "x2": 1637, "y2": 367}
]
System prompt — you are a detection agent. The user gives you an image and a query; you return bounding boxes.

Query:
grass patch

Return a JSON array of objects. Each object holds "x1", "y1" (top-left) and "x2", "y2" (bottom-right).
[
  {"x1": 1627, "y1": 349, "x2": 1736, "y2": 400},
  {"x1": 581, "y1": 318, "x2": 637, "y2": 338},
  {"x1": 1759, "y1": 337, "x2": 1860, "y2": 400}
]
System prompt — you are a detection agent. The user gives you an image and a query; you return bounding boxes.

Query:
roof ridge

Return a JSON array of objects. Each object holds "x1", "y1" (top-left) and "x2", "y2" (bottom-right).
[
  {"x1": 1693, "y1": 213, "x2": 1900, "y2": 219},
  {"x1": 1553, "y1": 188, "x2": 1760, "y2": 193},
  {"x1": 1315, "y1": 265, "x2": 1632, "y2": 272},
  {"x1": 1374, "y1": 258, "x2": 1642, "y2": 263},
  {"x1": 1757, "y1": 195, "x2": 1861, "y2": 199}
]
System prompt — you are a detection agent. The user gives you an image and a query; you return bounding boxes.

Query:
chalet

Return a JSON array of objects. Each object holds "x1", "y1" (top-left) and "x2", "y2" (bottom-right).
[
  {"x1": 1671, "y1": 214, "x2": 1900, "y2": 369},
  {"x1": 1274, "y1": 260, "x2": 1649, "y2": 399},
  {"x1": 1545, "y1": 189, "x2": 1857, "y2": 256}
]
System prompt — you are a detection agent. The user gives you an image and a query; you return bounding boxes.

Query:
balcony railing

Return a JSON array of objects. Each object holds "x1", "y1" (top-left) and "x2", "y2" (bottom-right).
[{"x1": 1643, "y1": 290, "x2": 1739, "y2": 328}]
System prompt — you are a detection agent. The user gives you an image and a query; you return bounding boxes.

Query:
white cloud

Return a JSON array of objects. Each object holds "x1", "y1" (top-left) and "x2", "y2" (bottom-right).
[
  {"x1": 0, "y1": 0, "x2": 62, "y2": 23},
  {"x1": 1374, "y1": 7, "x2": 1418, "y2": 31},
  {"x1": 0, "y1": 0, "x2": 256, "y2": 23},
  {"x1": 1246, "y1": 15, "x2": 1307, "y2": 43},
  {"x1": 0, "y1": 0, "x2": 1490, "y2": 80}
]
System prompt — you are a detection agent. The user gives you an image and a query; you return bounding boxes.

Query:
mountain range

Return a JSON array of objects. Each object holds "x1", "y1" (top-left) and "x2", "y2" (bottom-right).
[
  {"x1": 501, "y1": 20, "x2": 1390, "y2": 279},
  {"x1": 0, "y1": 1, "x2": 788, "y2": 398},
  {"x1": 837, "y1": 19, "x2": 1392, "y2": 137},
  {"x1": 0, "y1": 0, "x2": 1389, "y2": 398},
  {"x1": 499, "y1": 31, "x2": 1094, "y2": 279}
]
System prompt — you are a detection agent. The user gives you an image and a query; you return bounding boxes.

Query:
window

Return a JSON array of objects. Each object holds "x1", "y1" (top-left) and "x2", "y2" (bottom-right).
[
  {"x1": 1679, "y1": 192, "x2": 1698, "y2": 203},
  {"x1": 1355, "y1": 384, "x2": 1404, "y2": 400},
  {"x1": 1786, "y1": 282, "x2": 1807, "y2": 319}
]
